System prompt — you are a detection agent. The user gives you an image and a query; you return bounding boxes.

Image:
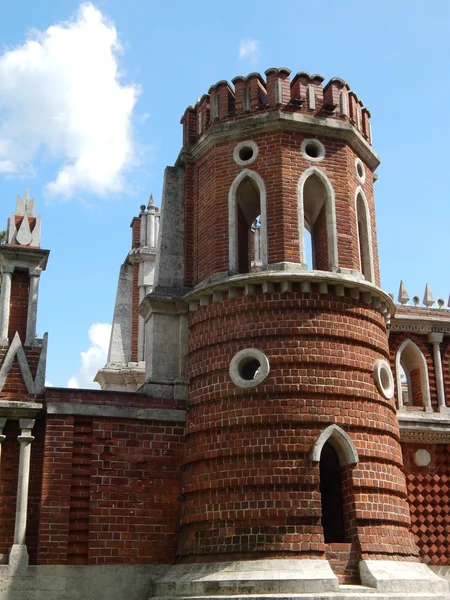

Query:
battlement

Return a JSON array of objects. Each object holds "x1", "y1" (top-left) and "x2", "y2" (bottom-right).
[{"x1": 181, "y1": 68, "x2": 371, "y2": 147}]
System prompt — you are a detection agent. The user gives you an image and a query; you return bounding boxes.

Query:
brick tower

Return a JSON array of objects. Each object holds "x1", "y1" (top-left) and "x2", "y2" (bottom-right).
[
  {"x1": 145, "y1": 69, "x2": 448, "y2": 597},
  {"x1": 0, "y1": 189, "x2": 48, "y2": 568}
]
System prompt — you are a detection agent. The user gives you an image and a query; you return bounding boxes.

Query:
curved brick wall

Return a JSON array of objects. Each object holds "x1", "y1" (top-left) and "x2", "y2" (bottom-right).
[{"x1": 180, "y1": 288, "x2": 418, "y2": 561}]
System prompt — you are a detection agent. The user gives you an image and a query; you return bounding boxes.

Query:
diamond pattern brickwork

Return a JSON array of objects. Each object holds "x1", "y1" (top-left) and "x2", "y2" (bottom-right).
[{"x1": 403, "y1": 443, "x2": 450, "y2": 565}]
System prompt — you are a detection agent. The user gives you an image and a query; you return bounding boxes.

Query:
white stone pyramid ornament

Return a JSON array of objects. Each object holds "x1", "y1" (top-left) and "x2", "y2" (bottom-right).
[
  {"x1": 397, "y1": 280, "x2": 410, "y2": 305},
  {"x1": 16, "y1": 214, "x2": 33, "y2": 246},
  {"x1": 423, "y1": 283, "x2": 435, "y2": 307}
]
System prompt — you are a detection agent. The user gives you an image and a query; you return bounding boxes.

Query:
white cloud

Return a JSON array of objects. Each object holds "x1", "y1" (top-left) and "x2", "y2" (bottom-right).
[
  {"x1": 239, "y1": 38, "x2": 259, "y2": 63},
  {"x1": 67, "y1": 322, "x2": 111, "y2": 389},
  {"x1": 45, "y1": 380, "x2": 53, "y2": 387},
  {"x1": 0, "y1": 3, "x2": 140, "y2": 199}
]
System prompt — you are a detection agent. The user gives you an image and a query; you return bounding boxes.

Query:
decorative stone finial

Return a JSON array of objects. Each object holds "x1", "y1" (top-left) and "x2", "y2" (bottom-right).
[
  {"x1": 437, "y1": 298, "x2": 445, "y2": 308},
  {"x1": 423, "y1": 283, "x2": 435, "y2": 307},
  {"x1": 7, "y1": 188, "x2": 41, "y2": 246},
  {"x1": 397, "y1": 281, "x2": 410, "y2": 305},
  {"x1": 15, "y1": 187, "x2": 36, "y2": 217},
  {"x1": 413, "y1": 296, "x2": 420, "y2": 306},
  {"x1": 140, "y1": 205, "x2": 146, "y2": 214},
  {"x1": 148, "y1": 194, "x2": 154, "y2": 208}
]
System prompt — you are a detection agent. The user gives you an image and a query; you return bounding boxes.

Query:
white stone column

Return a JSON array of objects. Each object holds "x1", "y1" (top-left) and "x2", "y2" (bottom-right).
[
  {"x1": 0, "y1": 266, "x2": 14, "y2": 342},
  {"x1": 25, "y1": 268, "x2": 41, "y2": 345},
  {"x1": 428, "y1": 332, "x2": 447, "y2": 412},
  {"x1": 9, "y1": 418, "x2": 35, "y2": 568}
]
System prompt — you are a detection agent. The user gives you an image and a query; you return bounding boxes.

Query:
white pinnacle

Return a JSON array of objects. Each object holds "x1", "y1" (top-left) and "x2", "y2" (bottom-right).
[
  {"x1": 397, "y1": 280, "x2": 410, "y2": 305},
  {"x1": 423, "y1": 283, "x2": 435, "y2": 307}
]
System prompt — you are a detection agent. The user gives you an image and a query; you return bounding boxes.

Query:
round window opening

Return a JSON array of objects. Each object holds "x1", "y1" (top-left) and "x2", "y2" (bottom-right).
[
  {"x1": 305, "y1": 142, "x2": 321, "y2": 158},
  {"x1": 238, "y1": 146, "x2": 254, "y2": 162},
  {"x1": 229, "y1": 348, "x2": 270, "y2": 389},
  {"x1": 355, "y1": 158, "x2": 366, "y2": 183},
  {"x1": 233, "y1": 140, "x2": 259, "y2": 166},
  {"x1": 372, "y1": 359, "x2": 394, "y2": 400},
  {"x1": 301, "y1": 138, "x2": 325, "y2": 162},
  {"x1": 239, "y1": 357, "x2": 261, "y2": 380}
]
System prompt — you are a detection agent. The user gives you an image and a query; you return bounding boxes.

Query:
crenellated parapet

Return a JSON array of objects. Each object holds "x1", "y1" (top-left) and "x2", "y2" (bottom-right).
[{"x1": 181, "y1": 68, "x2": 372, "y2": 148}]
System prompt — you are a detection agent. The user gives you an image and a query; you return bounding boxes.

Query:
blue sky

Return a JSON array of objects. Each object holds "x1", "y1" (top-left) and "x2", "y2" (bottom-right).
[{"x1": 0, "y1": 1, "x2": 449, "y2": 387}]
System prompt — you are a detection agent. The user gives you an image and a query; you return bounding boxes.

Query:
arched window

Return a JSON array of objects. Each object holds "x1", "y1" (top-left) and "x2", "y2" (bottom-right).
[
  {"x1": 355, "y1": 188, "x2": 374, "y2": 283},
  {"x1": 320, "y1": 442, "x2": 345, "y2": 543},
  {"x1": 395, "y1": 340, "x2": 432, "y2": 411},
  {"x1": 298, "y1": 168, "x2": 338, "y2": 272},
  {"x1": 228, "y1": 170, "x2": 267, "y2": 274}
]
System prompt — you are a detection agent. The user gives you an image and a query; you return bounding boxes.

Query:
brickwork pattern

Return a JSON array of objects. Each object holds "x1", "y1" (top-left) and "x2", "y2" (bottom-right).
[
  {"x1": 8, "y1": 270, "x2": 29, "y2": 342},
  {"x1": 38, "y1": 391, "x2": 185, "y2": 565},
  {"x1": 184, "y1": 132, "x2": 379, "y2": 287},
  {"x1": 182, "y1": 290, "x2": 417, "y2": 561},
  {"x1": 402, "y1": 443, "x2": 450, "y2": 565}
]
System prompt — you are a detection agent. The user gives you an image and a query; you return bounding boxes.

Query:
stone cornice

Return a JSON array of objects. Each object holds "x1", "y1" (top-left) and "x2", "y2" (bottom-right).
[
  {"x1": 46, "y1": 402, "x2": 186, "y2": 422},
  {"x1": 184, "y1": 268, "x2": 396, "y2": 318},
  {"x1": 0, "y1": 245, "x2": 50, "y2": 271},
  {"x1": 0, "y1": 401, "x2": 43, "y2": 419},
  {"x1": 390, "y1": 313, "x2": 450, "y2": 335},
  {"x1": 398, "y1": 410, "x2": 450, "y2": 443},
  {"x1": 181, "y1": 110, "x2": 380, "y2": 171},
  {"x1": 94, "y1": 363, "x2": 145, "y2": 391}
]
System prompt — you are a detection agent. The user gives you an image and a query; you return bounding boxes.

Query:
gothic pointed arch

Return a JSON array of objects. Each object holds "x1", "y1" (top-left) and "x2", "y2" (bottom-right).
[
  {"x1": 355, "y1": 187, "x2": 375, "y2": 283},
  {"x1": 395, "y1": 339, "x2": 432, "y2": 410},
  {"x1": 297, "y1": 167, "x2": 338, "y2": 271},
  {"x1": 228, "y1": 169, "x2": 268, "y2": 274},
  {"x1": 310, "y1": 424, "x2": 359, "y2": 467}
]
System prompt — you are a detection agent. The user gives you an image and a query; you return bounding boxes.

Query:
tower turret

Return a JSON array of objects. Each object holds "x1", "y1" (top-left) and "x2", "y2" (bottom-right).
[{"x1": 147, "y1": 69, "x2": 448, "y2": 597}]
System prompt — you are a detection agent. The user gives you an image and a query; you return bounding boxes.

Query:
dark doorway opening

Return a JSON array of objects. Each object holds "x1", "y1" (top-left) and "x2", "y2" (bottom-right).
[{"x1": 320, "y1": 441, "x2": 345, "y2": 543}]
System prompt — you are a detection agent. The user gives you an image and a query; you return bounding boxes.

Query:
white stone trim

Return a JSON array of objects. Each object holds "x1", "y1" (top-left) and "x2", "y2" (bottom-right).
[
  {"x1": 297, "y1": 167, "x2": 338, "y2": 271},
  {"x1": 229, "y1": 348, "x2": 270, "y2": 389},
  {"x1": 46, "y1": 402, "x2": 186, "y2": 422},
  {"x1": 232, "y1": 140, "x2": 259, "y2": 166},
  {"x1": 372, "y1": 359, "x2": 394, "y2": 399},
  {"x1": 10, "y1": 418, "x2": 35, "y2": 568},
  {"x1": 395, "y1": 339, "x2": 432, "y2": 411},
  {"x1": 300, "y1": 138, "x2": 325, "y2": 162},
  {"x1": 355, "y1": 157, "x2": 366, "y2": 183},
  {"x1": 414, "y1": 449, "x2": 431, "y2": 466},
  {"x1": 355, "y1": 186, "x2": 375, "y2": 283},
  {"x1": 310, "y1": 424, "x2": 359, "y2": 466},
  {"x1": 228, "y1": 169, "x2": 268, "y2": 274},
  {"x1": 428, "y1": 332, "x2": 446, "y2": 410},
  {"x1": 0, "y1": 332, "x2": 47, "y2": 394},
  {"x1": 0, "y1": 268, "x2": 13, "y2": 341}
]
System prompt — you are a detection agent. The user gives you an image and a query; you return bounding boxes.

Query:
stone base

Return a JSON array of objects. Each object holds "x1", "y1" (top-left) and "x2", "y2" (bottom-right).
[
  {"x1": 154, "y1": 560, "x2": 339, "y2": 596},
  {"x1": 153, "y1": 559, "x2": 450, "y2": 600},
  {"x1": 359, "y1": 560, "x2": 449, "y2": 595},
  {"x1": 7, "y1": 545, "x2": 28, "y2": 569}
]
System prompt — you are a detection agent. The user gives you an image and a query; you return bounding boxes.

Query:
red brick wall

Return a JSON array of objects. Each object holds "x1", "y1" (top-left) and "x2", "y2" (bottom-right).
[
  {"x1": 184, "y1": 131, "x2": 379, "y2": 287},
  {"x1": 0, "y1": 420, "x2": 20, "y2": 557},
  {"x1": 8, "y1": 270, "x2": 29, "y2": 342},
  {"x1": 402, "y1": 443, "x2": 450, "y2": 566},
  {"x1": 182, "y1": 289, "x2": 416, "y2": 562},
  {"x1": 0, "y1": 345, "x2": 43, "y2": 401},
  {"x1": 38, "y1": 389, "x2": 185, "y2": 565}
]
